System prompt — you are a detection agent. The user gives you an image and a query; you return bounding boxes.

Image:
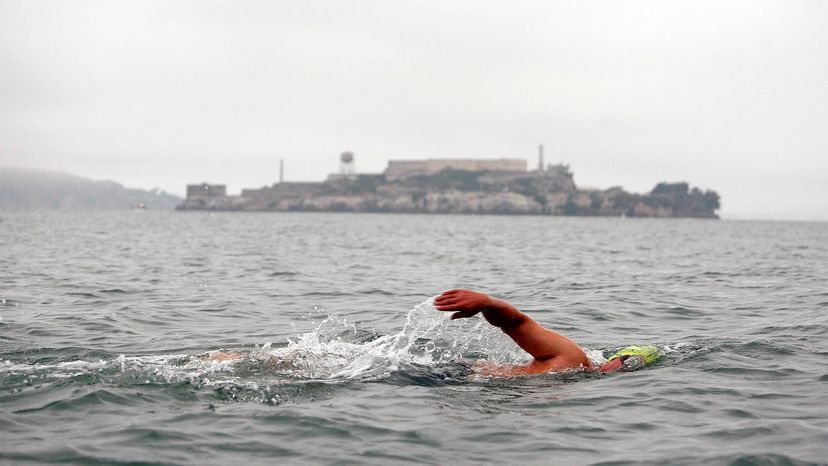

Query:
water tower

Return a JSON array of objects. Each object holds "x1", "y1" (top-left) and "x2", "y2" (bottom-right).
[{"x1": 339, "y1": 151, "x2": 355, "y2": 176}]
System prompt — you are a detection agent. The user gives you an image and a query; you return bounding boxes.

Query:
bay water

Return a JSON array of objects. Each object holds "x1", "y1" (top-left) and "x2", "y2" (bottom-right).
[{"x1": 1, "y1": 211, "x2": 826, "y2": 465}]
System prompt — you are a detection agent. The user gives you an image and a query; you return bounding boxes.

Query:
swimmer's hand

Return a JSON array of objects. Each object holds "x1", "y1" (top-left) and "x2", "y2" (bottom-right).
[
  {"x1": 434, "y1": 289, "x2": 494, "y2": 320},
  {"x1": 435, "y1": 289, "x2": 525, "y2": 329}
]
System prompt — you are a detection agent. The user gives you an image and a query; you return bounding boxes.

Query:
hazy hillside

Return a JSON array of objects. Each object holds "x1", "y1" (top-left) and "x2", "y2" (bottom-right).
[{"x1": 0, "y1": 167, "x2": 181, "y2": 210}]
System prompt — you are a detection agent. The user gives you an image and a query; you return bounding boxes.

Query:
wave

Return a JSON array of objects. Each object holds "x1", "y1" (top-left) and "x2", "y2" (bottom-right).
[
  {"x1": 0, "y1": 299, "x2": 520, "y2": 403},
  {"x1": 2, "y1": 298, "x2": 801, "y2": 406}
]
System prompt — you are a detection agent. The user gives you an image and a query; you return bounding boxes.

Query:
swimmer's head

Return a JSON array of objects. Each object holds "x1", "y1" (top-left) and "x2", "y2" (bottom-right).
[{"x1": 599, "y1": 345, "x2": 661, "y2": 373}]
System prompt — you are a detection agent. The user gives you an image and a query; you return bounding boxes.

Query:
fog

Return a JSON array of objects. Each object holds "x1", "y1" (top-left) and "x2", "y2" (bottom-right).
[{"x1": 1, "y1": 0, "x2": 825, "y2": 220}]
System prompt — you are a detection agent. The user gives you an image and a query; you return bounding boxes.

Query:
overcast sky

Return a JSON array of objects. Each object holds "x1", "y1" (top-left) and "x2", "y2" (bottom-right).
[{"x1": 1, "y1": 0, "x2": 825, "y2": 220}]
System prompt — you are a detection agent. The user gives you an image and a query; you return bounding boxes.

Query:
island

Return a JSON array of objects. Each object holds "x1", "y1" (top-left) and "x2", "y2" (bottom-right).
[{"x1": 177, "y1": 154, "x2": 720, "y2": 218}]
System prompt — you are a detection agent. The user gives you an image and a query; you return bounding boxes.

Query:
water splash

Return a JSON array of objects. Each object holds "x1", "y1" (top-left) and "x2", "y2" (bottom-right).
[
  {"x1": 259, "y1": 296, "x2": 523, "y2": 380},
  {"x1": 0, "y1": 297, "x2": 523, "y2": 393}
]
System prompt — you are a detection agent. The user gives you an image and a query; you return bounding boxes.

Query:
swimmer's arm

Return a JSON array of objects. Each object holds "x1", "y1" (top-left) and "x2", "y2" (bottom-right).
[
  {"x1": 474, "y1": 358, "x2": 583, "y2": 377},
  {"x1": 435, "y1": 290, "x2": 591, "y2": 370}
]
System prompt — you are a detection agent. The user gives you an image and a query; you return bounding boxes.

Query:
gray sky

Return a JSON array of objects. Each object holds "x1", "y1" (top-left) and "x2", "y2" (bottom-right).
[{"x1": 1, "y1": 0, "x2": 826, "y2": 220}]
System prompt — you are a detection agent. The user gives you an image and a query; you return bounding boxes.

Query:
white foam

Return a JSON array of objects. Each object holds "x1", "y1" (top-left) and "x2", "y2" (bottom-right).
[
  {"x1": 584, "y1": 348, "x2": 608, "y2": 366},
  {"x1": 0, "y1": 297, "x2": 525, "y2": 385}
]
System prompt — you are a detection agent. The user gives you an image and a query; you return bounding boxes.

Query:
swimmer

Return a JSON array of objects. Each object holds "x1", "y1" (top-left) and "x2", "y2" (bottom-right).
[
  {"x1": 435, "y1": 289, "x2": 659, "y2": 376},
  {"x1": 203, "y1": 289, "x2": 659, "y2": 375}
]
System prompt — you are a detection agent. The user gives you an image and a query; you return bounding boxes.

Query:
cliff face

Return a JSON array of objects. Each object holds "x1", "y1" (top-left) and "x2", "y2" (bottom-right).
[
  {"x1": 178, "y1": 169, "x2": 719, "y2": 218},
  {"x1": 240, "y1": 190, "x2": 545, "y2": 214}
]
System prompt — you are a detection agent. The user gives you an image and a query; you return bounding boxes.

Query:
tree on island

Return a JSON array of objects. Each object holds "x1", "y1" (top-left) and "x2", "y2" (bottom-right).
[{"x1": 649, "y1": 182, "x2": 720, "y2": 217}]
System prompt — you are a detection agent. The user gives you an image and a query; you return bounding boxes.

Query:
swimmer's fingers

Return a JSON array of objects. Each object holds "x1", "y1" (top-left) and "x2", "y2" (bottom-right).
[
  {"x1": 434, "y1": 298, "x2": 462, "y2": 308},
  {"x1": 434, "y1": 300, "x2": 468, "y2": 311},
  {"x1": 436, "y1": 304, "x2": 461, "y2": 311},
  {"x1": 435, "y1": 289, "x2": 478, "y2": 305},
  {"x1": 450, "y1": 310, "x2": 479, "y2": 320},
  {"x1": 437, "y1": 290, "x2": 492, "y2": 311},
  {"x1": 435, "y1": 290, "x2": 462, "y2": 302},
  {"x1": 434, "y1": 297, "x2": 460, "y2": 306},
  {"x1": 436, "y1": 289, "x2": 477, "y2": 300}
]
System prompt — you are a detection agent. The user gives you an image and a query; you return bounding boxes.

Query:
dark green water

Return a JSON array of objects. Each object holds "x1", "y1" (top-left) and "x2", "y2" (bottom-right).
[{"x1": 1, "y1": 211, "x2": 826, "y2": 465}]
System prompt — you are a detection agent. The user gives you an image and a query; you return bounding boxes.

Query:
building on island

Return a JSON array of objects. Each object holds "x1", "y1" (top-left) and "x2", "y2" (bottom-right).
[
  {"x1": 186, "y1": 183, "x2": 226, "y2": 198},
  {"x1": 385, "y1": 159, "x2": 527, "y2": 180},
  {"x1": 179, "y1": 183, "x2": 228, "y2": 210}
]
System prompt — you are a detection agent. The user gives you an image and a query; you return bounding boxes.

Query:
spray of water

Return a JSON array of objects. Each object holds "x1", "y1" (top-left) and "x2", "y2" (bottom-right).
[
  {"x1": 0, "y1": 297, "x2": 526, "y2": 392},
  {"x1": 253, "y1": 296, "x2": 524, "y2": 380}
]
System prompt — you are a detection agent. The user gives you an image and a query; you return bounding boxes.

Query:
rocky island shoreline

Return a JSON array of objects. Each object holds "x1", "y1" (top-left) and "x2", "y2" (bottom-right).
[{"x1": 178, "y1": 157, "x2": 720, "y2": 218}]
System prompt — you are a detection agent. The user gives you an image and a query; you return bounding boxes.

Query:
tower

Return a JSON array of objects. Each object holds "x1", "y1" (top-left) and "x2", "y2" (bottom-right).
[
  {"x1": 279, "y1": 159, "x2": 284, "y2": 183},
  {"x1": 538, "y1": 144, "x2": 545, "y2": 172},
  {"x1": 339, "y1": 151, "x2": 355, "y2": 176}
]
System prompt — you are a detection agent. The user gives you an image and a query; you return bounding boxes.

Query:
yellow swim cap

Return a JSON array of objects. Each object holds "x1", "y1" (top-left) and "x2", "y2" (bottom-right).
[{"x1": 606, "y1": 345, "x2": 662, "y2": 367}]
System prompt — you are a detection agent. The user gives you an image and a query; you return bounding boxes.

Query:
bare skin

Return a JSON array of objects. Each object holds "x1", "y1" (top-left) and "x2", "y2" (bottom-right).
[
  {"x1": 435, "y1": 289, "x2": 596, "y2": 376},
  {"x1": 201, "y1": 351, "x2": 243, "y2": 362}
]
